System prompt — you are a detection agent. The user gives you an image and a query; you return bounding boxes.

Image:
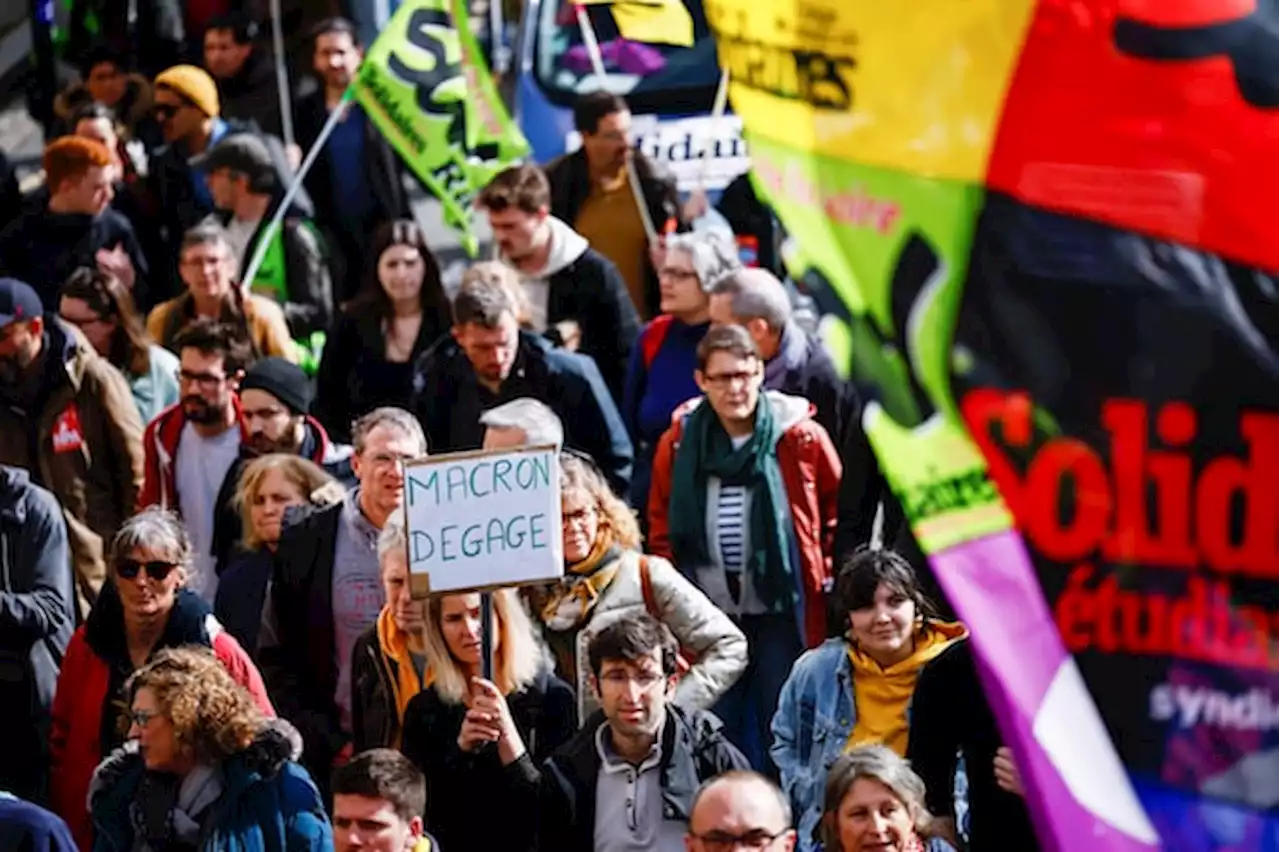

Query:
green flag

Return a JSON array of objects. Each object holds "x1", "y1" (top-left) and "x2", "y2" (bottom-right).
[{"x1": 353, "y1": 0, "x2": 529, "y2": 255}]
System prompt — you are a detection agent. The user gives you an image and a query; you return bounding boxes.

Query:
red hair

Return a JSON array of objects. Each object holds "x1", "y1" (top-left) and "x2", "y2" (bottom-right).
[{"x1": 43, "y1": 136, "x2": 112, "y2": 192}]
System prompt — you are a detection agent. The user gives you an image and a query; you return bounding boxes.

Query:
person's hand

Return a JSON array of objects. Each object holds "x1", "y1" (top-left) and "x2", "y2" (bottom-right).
[
  {"x1": 682, "y1": 188, "x2": 709, "y2": 222},
  {"x1": 553, "y1": 319, "x2": 582, "y2": 352},
  {"x1": 994, "y1": 746, "x2": 1025, "y2": 797},
  {"x1": 286, "y1": 143, "x2": 303, "y2": 171},
  {"x1": 470, "y1": 677, "x2": 527, "y2": 764},
  {"x1": 96, "y1": 245, "x2": 136, "y2": 290}
]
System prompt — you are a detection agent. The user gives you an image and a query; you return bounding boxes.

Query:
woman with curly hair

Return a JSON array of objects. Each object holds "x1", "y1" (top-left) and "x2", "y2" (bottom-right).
[
  {"x1": 88, "y1": 646, "x2": 331, "y2": 851},
  {"x1": 533, "y1": 451, "x2": 747, "y2": 725},
  {"x1": 49, "y1": 507, "x2": 272, "y2": 850}
]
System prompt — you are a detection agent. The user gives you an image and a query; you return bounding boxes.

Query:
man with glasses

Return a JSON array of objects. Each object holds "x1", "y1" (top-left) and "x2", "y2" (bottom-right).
[
  {"x1": 260, "y1": 407, "x2": 427, "y2": 800},
  {"x1": 539, "y1": 612, "x2": 749, "y2": 852},
  {"x1": 208, "y1": 356, "x2": 354, "y2": 574},
  {"x1": 647, "y1": 324, "x2": 841, "y2": 772},
  {"x1": 138, "y1": 317, "x2": 252, "y2": 602},
  {"x1": 686, "y1": 772, "x2": 797, "y2": 852},
  {"x1": 0, "y1": 277, "x2": 144, "y2": 620}
]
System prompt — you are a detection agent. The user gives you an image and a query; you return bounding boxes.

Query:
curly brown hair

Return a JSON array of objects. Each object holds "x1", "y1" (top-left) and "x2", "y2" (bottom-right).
[
  {"x1": 125, "y1": 646, "x2": 264, "y2": 764},
  {"x1": 559, "y1": 452, "x2": 641, "y2": 550}
]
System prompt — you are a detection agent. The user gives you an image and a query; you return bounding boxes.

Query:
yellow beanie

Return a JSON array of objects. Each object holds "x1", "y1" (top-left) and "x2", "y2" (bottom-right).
[{"x1": 154, "y1": 65, "x2": 221, "y2": 117}]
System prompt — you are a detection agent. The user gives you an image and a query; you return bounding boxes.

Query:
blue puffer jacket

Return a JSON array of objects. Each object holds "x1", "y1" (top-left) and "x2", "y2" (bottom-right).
[{"x1": 89, "y1": 719, "x2": 331, "y2": 852}]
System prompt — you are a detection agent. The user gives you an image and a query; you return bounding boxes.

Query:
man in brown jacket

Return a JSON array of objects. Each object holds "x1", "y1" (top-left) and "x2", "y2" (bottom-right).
[{"x1": 0, "y1": 277, "x2": 145, "y2": 618}]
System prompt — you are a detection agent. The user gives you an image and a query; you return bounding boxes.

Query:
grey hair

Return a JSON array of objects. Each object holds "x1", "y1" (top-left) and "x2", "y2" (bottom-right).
[
  {"x1": 109, "y1": 507, "x2": 192, "y2": 569},
  {"x1": 712, "y1": 267, "x2": 793, "y2": 332},
  {"x1": 377, "y1": 512, "x2": 407, "y2": 563},
  {"x1": 664, "y1": 231, "x2": 742, "y2": 293},
  {"x1": 479, "y1": 398, "x2": 564, "y2": 447},
  {"x1": 821, "y1": 746, "x2": 934, "y2": 848},
  {"x1": 351, "y1": 406, "x2": 428, "y2": 456},
  {"x1": 180, "y1": 219, "x2": 233, "y2": 258}
]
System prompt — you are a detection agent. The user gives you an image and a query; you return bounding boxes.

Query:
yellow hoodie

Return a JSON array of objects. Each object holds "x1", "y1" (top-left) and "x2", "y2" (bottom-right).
[
  {"x1": 376, "y1": 607, "x2": 434, "y2": 748},
  {"x1": 845, "y1": 621, "x2": 968, "y2": 756}
]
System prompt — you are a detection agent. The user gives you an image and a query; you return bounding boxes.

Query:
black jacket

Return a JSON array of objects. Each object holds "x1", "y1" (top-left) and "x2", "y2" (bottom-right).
[
  {"x1": 259, "y1": 501, "x2": 345, "y2": 781},
  {"x1": 213, "y1": 547, "x2": 273, "y2": 659},
  {"x1": 294, "y1": 91, "x2": 410, "y2": 232},
  {"x1": 411, "y1": 332, "x2": 634, "y2": 494},
  {"x1": 0, "y1": 151, "x2": 20, "y2": 233},
  {"x1": 401, "y1": 669, "x2": 576, "y2": 852},
  {"x1": 0, "y1": 207, "x2": 148, "y2": 309},
  {"x1": 350, "y1": 625, "x2": 400, "y2": 752},
  {"x1": 211, "y1": 417, "x2": 354, "y2": 575},
  {"x1": 314, "y1": 304, "x2": 452, "y2": 444},
  {"x1": 220, "y1": 197, "x2": 333, "y2": 339},
  {"x1": 538, "y1": 705, "x2": 750, "y2": 852},
  {"x1": 535, "y1": 223, "x2": 642, "y2": 404},
  {"x1": 545, "y1": 148, "x2": 682, "y2": 318},
  {"x1": 908, "y1": 640, "x2": 1040, "y2": 850},
  {"x1": 0, "y1": 466, "x2": 75, "y2": 803},
  {"x1": 217, "y1": 51, "x2": 285, "y2": 139}
]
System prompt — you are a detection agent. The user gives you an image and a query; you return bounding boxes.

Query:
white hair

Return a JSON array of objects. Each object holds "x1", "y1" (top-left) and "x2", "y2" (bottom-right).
[
  {"x1": 712, "y1": 267, "x2": 793, "y2": 332},
  {"x1": 665, "y1": 230, "x2": 742, "y2": 292},
  {"x1": 377, "y1": 512, "x2": 407, "y2": 563},
  {"x1": 479, "y1": 398, "x2": 564, "y2": 447}
]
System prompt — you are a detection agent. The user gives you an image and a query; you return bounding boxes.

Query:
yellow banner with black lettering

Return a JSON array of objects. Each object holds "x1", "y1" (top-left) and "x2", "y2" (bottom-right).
[
  {"x1": 353, "y1": 0, "x2": 529, "y2": 254},
  {"x1": 704, "y1": 0, "x2": 1034, "y2": 182}
]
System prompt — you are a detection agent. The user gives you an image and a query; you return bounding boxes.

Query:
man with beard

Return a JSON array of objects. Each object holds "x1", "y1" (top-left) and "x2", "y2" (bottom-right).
[
  {"x1": 538, "y1": 613, "x2": 749, "y2": 852},
  {"x1": 0, "y1": 278, "x2": 145, "y2": 619},
  {"x1": 209, "y1": 356, "x2": 355, "y2": 573},
  {"x1": 137, "y1": 317, "x2": 252, "y2": 601},
  {"x1": 295, "y1": 18, "x2": 413, "y2": 303}
]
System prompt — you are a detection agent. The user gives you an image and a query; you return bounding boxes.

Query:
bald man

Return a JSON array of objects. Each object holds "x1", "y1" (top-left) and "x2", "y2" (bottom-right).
[{"x1": 686, "y1": 771, "x2": 797, "y2": 852}]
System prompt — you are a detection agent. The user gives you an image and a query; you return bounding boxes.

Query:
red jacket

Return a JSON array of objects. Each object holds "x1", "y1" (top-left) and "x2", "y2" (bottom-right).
[
  {"x1": 48, "y1": 589, "x2": 273, "y2": 850},
  {"x1": 648, "y1": 392, "x2": 842, "y2": 648},
  {"x1": 137, "y1": 396, "x2": 250, "y2": 512}
]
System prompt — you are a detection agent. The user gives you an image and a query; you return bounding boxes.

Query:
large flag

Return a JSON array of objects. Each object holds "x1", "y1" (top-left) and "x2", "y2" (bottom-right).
[
  {"x1": 703, "y1": 0, "x2": 1278, "y2": 849},
  {"x1": 353, "y1": 0, "x2": 530, "y2": 253}
]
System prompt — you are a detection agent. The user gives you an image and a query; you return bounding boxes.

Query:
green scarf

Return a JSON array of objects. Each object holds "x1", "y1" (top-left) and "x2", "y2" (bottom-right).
[{"x1": 667, "y1": 396, "x2": 797, "y2": 611}]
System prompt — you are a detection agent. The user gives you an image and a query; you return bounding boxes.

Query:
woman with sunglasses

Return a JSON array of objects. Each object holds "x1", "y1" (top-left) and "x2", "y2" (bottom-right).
[
  {"x1": 58, "y1": 266, "x2": 181, "y2": 425},
  {"x1": 48, "y1": 507, "x2": 273, "y2": 850}
]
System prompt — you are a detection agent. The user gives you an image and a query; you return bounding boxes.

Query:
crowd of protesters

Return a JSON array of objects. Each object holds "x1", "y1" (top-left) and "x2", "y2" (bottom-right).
[{"x1": 0, "y1": 10, "x2": 1041, "y2": 852}]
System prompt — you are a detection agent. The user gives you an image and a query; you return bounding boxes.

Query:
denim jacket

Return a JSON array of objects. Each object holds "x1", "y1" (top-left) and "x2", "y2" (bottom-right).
[{"x1": 770, "y1": 638, "x2": 856, "y2": 852}]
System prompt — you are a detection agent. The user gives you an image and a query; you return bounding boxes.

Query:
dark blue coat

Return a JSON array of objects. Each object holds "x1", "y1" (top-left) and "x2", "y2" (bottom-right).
[{"x1": 89, "y1": 720, "x2": 331, "y2": 852}]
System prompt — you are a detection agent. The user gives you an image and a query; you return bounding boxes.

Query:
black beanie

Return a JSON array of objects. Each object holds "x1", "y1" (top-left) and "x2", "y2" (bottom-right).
[{"x1": 240, "y1": 357, "x2": 311, "y2": 415}]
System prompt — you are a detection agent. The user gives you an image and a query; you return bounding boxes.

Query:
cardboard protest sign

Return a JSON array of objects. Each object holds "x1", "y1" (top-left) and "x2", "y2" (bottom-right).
[
  {"x1": 704, "y1": 0, "x2": 1278, "y2": 848},
  {"x1": 402, "y1": 446, "x2": 564, "y2": 596}
]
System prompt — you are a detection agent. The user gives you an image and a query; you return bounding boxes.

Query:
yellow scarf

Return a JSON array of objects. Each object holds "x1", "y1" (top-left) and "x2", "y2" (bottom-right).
[
  {"x1": 376, "y1": 606, "x2": 434, "y2": 748},
  {"x1": 540, "y1": 531, "x2": 622, "y2": 631},
  {"x1": 845, "y1": 620, "x2": 968, "y2": 755}
]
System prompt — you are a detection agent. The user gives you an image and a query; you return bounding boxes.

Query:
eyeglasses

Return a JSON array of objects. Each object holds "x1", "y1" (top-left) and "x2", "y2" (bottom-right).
[
  {"x1": 362, "y1": 451, "x2": 418, "y2": 469},
  {"x1": 176, "y1": 369, "x2": 228, "y2": 390},
  {"x1": 129, "y1": 708, "x2": 162, "y2": 728},
  {"x1": 116, "y1": 559, "x2": 178, "y2": 581},
  {"x1": 152, "y1": 102, "x2": 187, "y2": 121},
  {"x1": 599, "y1": 670, "x2": 665, "y2": 689},
  {"x1": 702, "y1": 370, "x2": 758, "y2": 389},
  {"x1": 690, "y1": 829, "x2": 791, "y2": 851},
  {"x1": 561, "y1": 506, "x2": 596, "y2": 529}
]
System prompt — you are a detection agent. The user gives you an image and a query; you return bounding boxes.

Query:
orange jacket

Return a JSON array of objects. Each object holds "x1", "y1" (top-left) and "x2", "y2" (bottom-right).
[{"x1": 647, "y1": 393, "x2": 842, "y2": 648}]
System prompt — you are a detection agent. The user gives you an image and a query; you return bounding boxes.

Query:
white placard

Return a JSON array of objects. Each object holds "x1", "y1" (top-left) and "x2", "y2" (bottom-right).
[
  {"x1": 564, "y1": 114, "x2": 751, "y2": 192},
  {"x1": 403, "y1": 446, "x2": 564, "y2": 595}
]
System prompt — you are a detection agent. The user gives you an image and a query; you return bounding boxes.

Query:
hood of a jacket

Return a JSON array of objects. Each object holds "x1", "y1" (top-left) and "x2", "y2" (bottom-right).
[
  {"x1": 0, "y1": 465, "x2": 33, "y2": 518},
  {"x1": 845, "y1": 620, "x2": 969, "y2": 679},
  {"x1": 83, "y1": 583, "x2": 221, "y2": 663},
  {"x1": 503, "y1": 216, "x2": 589, "y2": 280}
]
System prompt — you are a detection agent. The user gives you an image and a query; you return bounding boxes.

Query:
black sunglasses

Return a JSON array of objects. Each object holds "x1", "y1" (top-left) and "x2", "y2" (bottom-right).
[{"x1": 116, "y1": 559, "x2": 177, "y2": 581}]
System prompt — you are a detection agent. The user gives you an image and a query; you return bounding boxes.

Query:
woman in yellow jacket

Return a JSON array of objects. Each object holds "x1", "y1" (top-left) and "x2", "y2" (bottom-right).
[{"x1": 771, "y1": 548, "x2": 968, "y2": 851}]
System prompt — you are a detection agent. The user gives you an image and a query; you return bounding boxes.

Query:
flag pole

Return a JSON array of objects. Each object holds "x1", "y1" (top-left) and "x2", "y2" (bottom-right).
[
  {"x1": 696, "y1": 67, "x2": 731, "y2": 191},
  {"x1": 572, "y1": 3, "x2": 660, "y2": 242},
  {"x1": 269, "y1": 0, "x2": 297, "y2": 150},
  {"x1": 240, "y1": 89, "x2": 351, "y2": 289}
]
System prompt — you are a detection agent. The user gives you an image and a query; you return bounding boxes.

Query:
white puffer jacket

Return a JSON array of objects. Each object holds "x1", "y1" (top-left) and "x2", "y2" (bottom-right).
[{"x1": 558, "y1": 549, "x2": 749, "y2": 725}]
